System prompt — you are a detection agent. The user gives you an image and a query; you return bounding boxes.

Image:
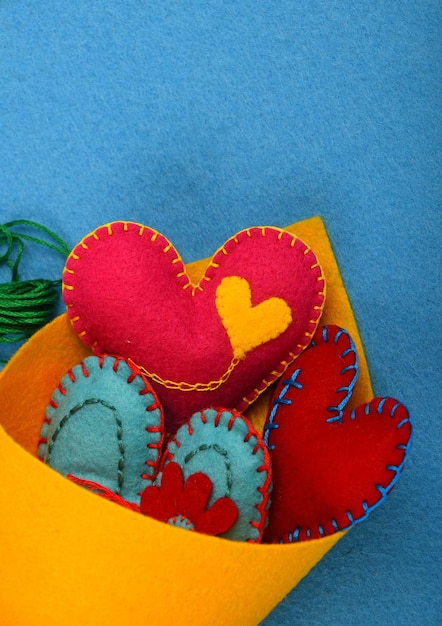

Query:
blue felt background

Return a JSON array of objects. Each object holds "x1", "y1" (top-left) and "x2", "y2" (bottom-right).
[{"x1": 0, "y1": 2, "x2": 440, "y2": 624}]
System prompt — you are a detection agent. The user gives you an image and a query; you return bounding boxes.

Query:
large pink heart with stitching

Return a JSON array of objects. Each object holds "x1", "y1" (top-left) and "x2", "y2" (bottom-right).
[{"x1": 63, "y1": 222, "x2": 325, "y2": 431}]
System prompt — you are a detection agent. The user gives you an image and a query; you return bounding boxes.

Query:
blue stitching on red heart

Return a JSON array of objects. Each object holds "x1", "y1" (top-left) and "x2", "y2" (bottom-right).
[
  {"x1": 263, "y1": 368, "x2": 302, "y2": 450},
  {"x1": 264, "y1": 327, "x2": 359, "y2": 452},
  {"x1": 323, "y1": 327, "x2": 359, "y2": 423},
  {"x1": 275, "y1": 396, "x2": 413, "y2": 543},
  {"x1": 264, "y1": 326, "x2": 413, "y2": 542}
]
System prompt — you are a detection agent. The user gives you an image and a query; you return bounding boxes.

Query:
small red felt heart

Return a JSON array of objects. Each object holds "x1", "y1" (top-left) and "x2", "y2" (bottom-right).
[
  {"x1": 263, "y1": 325, "x2": 412, "y2": 542},
  {"x1": 62, "y1": 222, "x2": 325, "y2": 431}
]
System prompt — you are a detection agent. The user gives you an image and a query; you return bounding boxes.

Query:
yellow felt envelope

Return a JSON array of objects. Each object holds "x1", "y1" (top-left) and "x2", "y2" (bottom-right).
[{"x1": 0, "y1": 216, "x2": 372, "y2": 625}]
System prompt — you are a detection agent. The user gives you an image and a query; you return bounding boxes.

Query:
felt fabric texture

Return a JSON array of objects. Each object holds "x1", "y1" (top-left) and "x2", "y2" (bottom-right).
[
  {"x1": 216, "y1": 275, "x2": 293, "y2": 360},
  {"x1": 264, "y1": 325, "x2": 412, "y2": 543},
  {"x1": 1, "y1": 3, "x2": 438, "y2": 620},
  {"x1": 140, "y1": 461, "x2": 239, "y2": 536},
  {"x1": 62, "y1": 223, "x2": 325, "y2": 432},
  {"x1": 0, "y1": 427, "x2": 344, "y2": 626},
  {"x1": 163, "y1": 407, "x2": 272, "y2": 542},
  {"x1": 0, "y1": 217, "x2": 364, "y2": 625},
  {"x1": 38, "y1": 355, "x2": 164, "y2": 502}
]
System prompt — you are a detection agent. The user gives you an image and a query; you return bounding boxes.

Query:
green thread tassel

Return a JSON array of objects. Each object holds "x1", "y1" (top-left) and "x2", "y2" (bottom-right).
[{"x1": 0, "y1": 220, "x2": 70, "y2": 364}]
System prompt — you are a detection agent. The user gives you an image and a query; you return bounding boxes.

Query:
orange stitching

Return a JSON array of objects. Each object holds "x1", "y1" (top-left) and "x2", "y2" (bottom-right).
[
  {"x1": 129, "y1": 356, "x2": 240, "y2": 392},
  {"x1": 107, "y1": 224, "x2": 113, "y2": 236},
  {"x1": 63, "y1": 223, "x2": 326, "y2": 411}
]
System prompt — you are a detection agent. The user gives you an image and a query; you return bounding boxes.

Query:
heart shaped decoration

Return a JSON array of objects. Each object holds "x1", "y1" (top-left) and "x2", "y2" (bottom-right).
[
  {"x1": 38, "y1": 355, "x2": 164, "y2": 503},
  {"x1": 62, "y1": 222, "x2": 325, "y2": 431},
  {"x1": 161, "y1": 408, "x2": 272, "y2": 542},
  {"x1": 263, "y1": 325, "x2": 412, "y2": 542}
]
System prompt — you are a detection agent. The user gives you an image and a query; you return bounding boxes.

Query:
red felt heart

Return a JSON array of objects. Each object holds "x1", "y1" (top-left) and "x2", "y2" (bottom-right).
[
  {"x1": 263, "y1": 325, "x2": 412, "y2": 542},
  {"x1": 62, "y1": 222, "x2": 325, "y2": 432}
]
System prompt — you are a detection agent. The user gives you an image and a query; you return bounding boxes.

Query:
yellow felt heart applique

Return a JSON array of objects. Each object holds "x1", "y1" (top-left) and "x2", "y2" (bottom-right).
[{"x1": 216, "y1": 276, "x2": 293, "y2": 360}]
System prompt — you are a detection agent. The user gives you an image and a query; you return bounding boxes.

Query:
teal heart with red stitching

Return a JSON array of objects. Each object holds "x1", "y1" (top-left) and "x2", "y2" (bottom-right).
[{"x1": 39, "y1": 359, "x2": 272, "y2": 542}]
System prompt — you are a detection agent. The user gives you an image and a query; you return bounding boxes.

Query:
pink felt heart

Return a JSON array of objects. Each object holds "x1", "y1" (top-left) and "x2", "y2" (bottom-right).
[
  {"x1": 63, "y1": 222, "x2": 325, "y2": 431},
  {"x1": 263, "y1": 325, "x2": 412, "y2": 542}
]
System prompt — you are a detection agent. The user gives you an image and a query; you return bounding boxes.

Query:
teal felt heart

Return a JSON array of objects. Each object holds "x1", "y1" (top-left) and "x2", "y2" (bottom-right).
[
  {"x1": 38, "y1": 355, "x2": 164, "y2": 503},
  {"x1": 161, "y1": 408, "x2": 272, "y2": 542}
]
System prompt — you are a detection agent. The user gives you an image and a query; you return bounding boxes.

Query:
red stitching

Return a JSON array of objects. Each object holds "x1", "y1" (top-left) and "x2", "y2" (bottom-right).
[
  {"x1": 227, "y1": 414, "x2": 236, "y2": 431},
  {"x1": 146, "y1": 401, "x2": 161, "y2": 411},
  {"x1": 80, "y1": 361, "x2": 90, "y2": 378},
  {"x1": 145, "y1": 425, "x2": 162, "y2": 433},
  {"x1": 147, "y1": 442, "x2": 162, "y2": 449},
  {"x1": 214, "y1": 409, "x2": 223, "y2": 427}
]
